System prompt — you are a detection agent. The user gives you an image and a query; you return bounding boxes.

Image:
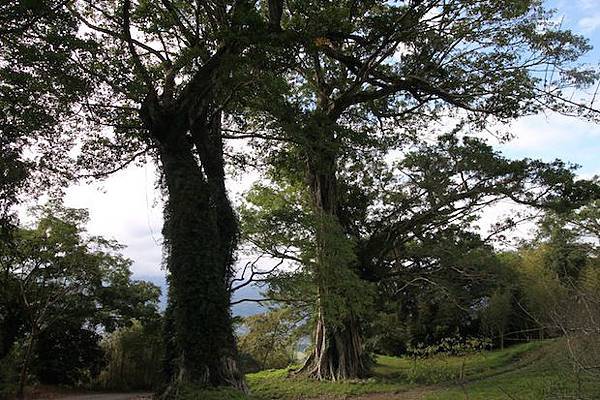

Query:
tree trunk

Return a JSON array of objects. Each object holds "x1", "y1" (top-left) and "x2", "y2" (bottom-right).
[
  {"x1": 16, "y1": 329, "x2": 35, "y2": 400},
  {"x1": 191, "y1": 112, "x2": 238, "y2": 275},
  {"x1": 300, "y1": 308, "x2": 366, "y2": 380},
  {"x1": 157, "y1": 122, "x2": 245, "y2": 392},
  {"x1": 298, "y1": 138, "x2": 368, "y2": 380}
]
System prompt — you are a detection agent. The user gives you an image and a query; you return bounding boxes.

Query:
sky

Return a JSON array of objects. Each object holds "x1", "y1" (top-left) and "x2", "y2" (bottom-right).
[
  {"x1": 497, "y1": 0, "x2": 600, "y2": 177},
  {"x1": 60, "y1": 0, "x2": 600, "y2": 283}
]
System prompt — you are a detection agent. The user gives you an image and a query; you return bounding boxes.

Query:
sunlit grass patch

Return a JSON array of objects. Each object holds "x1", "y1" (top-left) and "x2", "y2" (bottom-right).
[{"x1": 246, "y1": 367, "x2": 413, "y2": 399}]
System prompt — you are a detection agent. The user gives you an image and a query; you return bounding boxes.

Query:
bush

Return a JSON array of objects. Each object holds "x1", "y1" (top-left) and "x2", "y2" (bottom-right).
[
  {"x1": 37, "y1": 324, "x2": 104, "y2": 386},
  {"x1": 405, "y1": 336, "x2": 492, "y2": 384},
  {"x1": 549, "y1": 264, "x2": 600, "y2": 396},
  {"x1": 96, "y1": 319, "x2": 163, "y2": 390},
  {"x1": 0, "y1": 342, "x2": 24, "y2": 400}
]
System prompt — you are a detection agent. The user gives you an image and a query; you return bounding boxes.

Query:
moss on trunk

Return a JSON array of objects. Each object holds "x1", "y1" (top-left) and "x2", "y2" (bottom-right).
[
  {"x1": 151, "y1": 115, "x2": 245, "y2": 393},
  {"x1": 298, "y1": 142, "x2": 369, "y2": 380}
]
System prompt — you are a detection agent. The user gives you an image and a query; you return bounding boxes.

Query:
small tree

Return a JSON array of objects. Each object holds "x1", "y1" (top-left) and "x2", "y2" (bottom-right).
[
  {"x1": 482, "y1": 289, "x2": 513, "y2": 349},
  {"x1": 540, "y1": 202, "x2": 600, "y2": 397},
  {"x1": 238, "y1": 308, "x2": 303, "y2": 371}
]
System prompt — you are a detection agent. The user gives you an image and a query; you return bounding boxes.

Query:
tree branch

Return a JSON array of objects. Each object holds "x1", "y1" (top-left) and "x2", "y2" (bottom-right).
[{"x1": 122, "y1": 0, "x2": 157, "y2": 95}]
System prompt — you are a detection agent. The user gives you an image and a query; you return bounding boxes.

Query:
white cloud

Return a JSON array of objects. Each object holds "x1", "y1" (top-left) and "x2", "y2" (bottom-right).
[
  {"x1": 64, "y1": 164, "x2": 165, "y2": 277},
  {"x1": 497, "y1": 113, "x2": 600, "y2": 175},
  {"x1": 61, "y1": 158, "x2": 259, "y2": 279},
  {"x1": 579, "y1": 14, "x2": 600, "y2": 33},
  {"x1": 577, "y1": 0, "x2": 597, "y2": 11},
  {"x1": 505, "y1": 114, "x2": 599, "y2": 149}
]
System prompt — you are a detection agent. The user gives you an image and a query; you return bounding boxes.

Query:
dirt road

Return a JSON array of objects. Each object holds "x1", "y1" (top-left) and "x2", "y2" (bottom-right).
[
  {"x1": 55, "y1": 388, "x2": 435, "y2": 400},
  {"x1": 49, "y1": 394, "x2": 152, "y2": 400}
]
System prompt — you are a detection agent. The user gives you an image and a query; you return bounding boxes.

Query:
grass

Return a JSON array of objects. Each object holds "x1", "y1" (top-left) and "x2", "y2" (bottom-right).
[
  {"x1": 184, "y1": 340, "x2": 600, "y2": 400},
  {"x1": 425, "y1": 340, "x2": 600, "y2": 400},
  {"x1": 373, "y1": 341, "x2": 544, "y2": 384},
  {"x1": 246, "y1": 367, "x2": 414, "y2": 399}
]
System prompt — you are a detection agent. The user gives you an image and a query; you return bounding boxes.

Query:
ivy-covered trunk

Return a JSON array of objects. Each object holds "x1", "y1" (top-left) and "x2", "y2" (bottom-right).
[
  {"x1": 149, "y1": 109, "x2": 245, "y2": 392},
  {"x1": 299, "y1": 137, "x2": 369, "y2": 380}
]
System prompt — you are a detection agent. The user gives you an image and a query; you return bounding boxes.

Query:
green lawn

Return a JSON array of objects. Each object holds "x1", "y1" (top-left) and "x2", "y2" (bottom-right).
[{"x1": 184, "y1": 340, "x2": 600, "y2": 400}]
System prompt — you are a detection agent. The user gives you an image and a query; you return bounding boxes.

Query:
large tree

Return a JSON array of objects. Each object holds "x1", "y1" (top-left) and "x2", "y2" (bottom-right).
[
  {"x1": 2, "y1": 0, "x2": 285, "y2": 391},
  {"x1": 5, "y1": 0, "x2": 600, "y2": 386},
  {"x1": 239, "y1": 0, "x2": 600, "y2": 379}
]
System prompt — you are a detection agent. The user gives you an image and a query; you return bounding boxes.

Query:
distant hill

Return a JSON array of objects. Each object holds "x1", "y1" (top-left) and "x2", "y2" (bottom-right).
[{"x1": 135, "y1": 274, "x2": 266, "y2": 316}]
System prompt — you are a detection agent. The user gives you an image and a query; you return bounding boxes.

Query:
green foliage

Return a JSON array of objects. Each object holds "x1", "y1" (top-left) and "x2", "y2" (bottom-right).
[
  {"x1": 0, "y1": 0, "x2": 96, "y2": 207},
  {"x1": 407, "y1": 336, "x2": 492, "y2": 359},
  {"x1": 403, "y1": 336, "x2": 492, "y2": 384},
  {"x1": 36, "y1": 323, "x2": 104, "y2": 386},
  {"x1": 580, "y1": 261, "x2": 600, "y2": 294},
  {"x1": 233, "y1": 342, "x2": 599, "y2": 399},
  {"x1": 544, "y1": 240, "x2": 600, "y2": 393},
  {"x1": 246, "y1": 367, "x2": 407, "y2": 400},
  {"x1": 238, "y1": 309, "x2": 303, "y2": 372},
  {"x1": 366, "y1": 312, "x2": 409, "y2": 356},
  {"x1": 425, "y1": 341, "x2": 600, "y2": 400},
  {"x1": 570, "y1": 199, "x2": 600, "y2": 240},
  {"x1": 316, "y1": 214, "x2": 375, "y2": 327},
  {"x1": 241, "y1": 182, "x2": 314, "y2": 261},
  {"x1": 0, "y1": 341, "x2": 23, "y2": 400},
  {"x1": 243, "y1": 132, "x2": 599, "y2": 374},
  {"x1": 515, "y1": 246, "x2": 568, "y2": 330},
  {"x1": 368, "y1": 230, "x2": 503, "y2": 353},
  {"x1": 0, "y1": 201, "x2": 160, "y2": 394},
  {"x1": 242, "y1": 0, "x2": 599, "y2": 379},
  {"x1": 242, "y1": 179, "x2": 375, "y2": 328},
  {"x1": 242, "y1": 342, "x2": 550, "y2": 400},
  {"x1": 481, "y1": 289, "x2": 513, "y2": 348},
  {"x1": 97, "y1": 319, "x2": 164, "y2": 390},
  {"x1": 540, "y1": 221, "x2": 591, "y2": 282},
  {"x1": 2, "y1": 0, "x2": 600, "y2": 391},
  {"x1": 7, "y1": 201, "x2": 160, "y2": 333}
]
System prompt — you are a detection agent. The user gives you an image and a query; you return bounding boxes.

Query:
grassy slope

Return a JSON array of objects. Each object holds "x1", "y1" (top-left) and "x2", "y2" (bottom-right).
[
  {"x1": 426, "y1": 340, "x2": 600, "y2": 400},
  {"x1": 185, "y1": 340, "x2": 600, "y2": 400}
]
